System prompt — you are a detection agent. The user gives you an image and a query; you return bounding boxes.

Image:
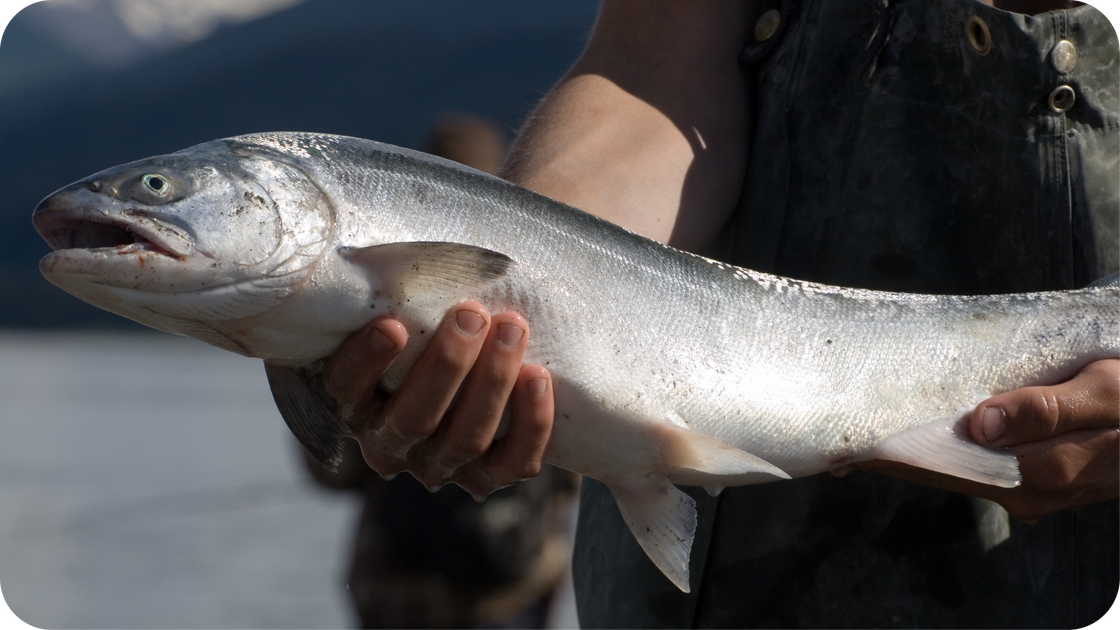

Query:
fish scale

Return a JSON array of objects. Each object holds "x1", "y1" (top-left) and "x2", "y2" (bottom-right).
[{"x1": 33, "y1": 131, "x2": 1119, "y2": 593}]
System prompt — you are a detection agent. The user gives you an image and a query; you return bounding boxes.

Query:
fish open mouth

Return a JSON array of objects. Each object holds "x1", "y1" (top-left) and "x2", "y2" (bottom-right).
[{"x1": 35, "y1": 210, "x2": 189, "y2": 258}]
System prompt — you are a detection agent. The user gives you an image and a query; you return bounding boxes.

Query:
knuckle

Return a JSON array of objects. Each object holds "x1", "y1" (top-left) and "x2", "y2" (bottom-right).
[
  {"x1": 1090, "y1": 363, "x2": 1120, "y2": 405},
  {"x1": 514, "y1": 459, "x2": 544, "y2": 481},
  {"x1": 383, "y1": 412, "x2": 438, "y2": 446},
  {"x1": 1005, "y1": 502, "x2": 1044, "y2": 522},
  {"x1": 417, "y1": 469, "x2": 447, "y2": 490},
  {"x1": 456, "y1": 471, "x2": 499, "y2": 500},
  {"x1": 434, "y1": 340, "x2": 477, "y2": 375},
  {"x1": 495, "y1": 457, "x2": 543, "y2": 484},
  {"x1": 1028, "y1": 458, "x2": 1078, "y2": 495},
  {"x1": 445, "y1": 438, "x2": 489, "y2": 466},
  {"x1": 1024, "y1": 390, "x2": 1062, "y2": 434}
]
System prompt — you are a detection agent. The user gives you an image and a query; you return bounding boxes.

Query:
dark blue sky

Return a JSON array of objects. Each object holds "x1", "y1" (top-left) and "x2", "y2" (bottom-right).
[{"x1": 0, "y1": 0, "x2": 598, "y2": 328}]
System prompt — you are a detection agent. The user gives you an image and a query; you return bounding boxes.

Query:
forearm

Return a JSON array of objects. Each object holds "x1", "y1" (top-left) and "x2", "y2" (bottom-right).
[{"x1": 501, "y1": 0, "x2": 757, "y2": 252}]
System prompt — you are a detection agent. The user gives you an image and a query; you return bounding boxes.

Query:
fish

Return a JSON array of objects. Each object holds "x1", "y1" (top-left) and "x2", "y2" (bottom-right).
[{"x1": 32, "y1": 132, "x2": 1119, "y2": 592}]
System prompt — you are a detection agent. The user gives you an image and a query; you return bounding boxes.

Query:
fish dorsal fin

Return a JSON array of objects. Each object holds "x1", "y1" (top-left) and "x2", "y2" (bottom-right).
[
  {"x1": 264, "y1": 361, "x2": 348, "y2": 468},
  {"x1": 870, "y1": 416, "x2": 1021, "y2": 488},
  {"x1": 340, "y1": 241, "x2": 513, "y2": 307},
  {"x1": 605, "y1": 475, "x2": 697, "y2": 593}
]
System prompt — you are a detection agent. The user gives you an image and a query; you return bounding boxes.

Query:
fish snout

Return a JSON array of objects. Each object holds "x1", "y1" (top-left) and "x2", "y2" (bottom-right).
[{"x1": 33, "y1": 187, "x2": 194, "y2": 259}]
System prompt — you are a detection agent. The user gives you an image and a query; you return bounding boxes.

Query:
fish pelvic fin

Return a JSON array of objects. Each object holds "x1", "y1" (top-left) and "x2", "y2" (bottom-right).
[
  {"x1": 870, "y1": 417, "x2": 1021, "y2": 488},
  {"x1": 605, "y1": 475, "x2": 697, "y2": 593},
  {"x1": 340, "y1": 241, "x2": 513, "y2": 308},
  {"x1": 264, "y1": 361, "x2": 347, "y2": 469},
  {"x1": 659, "y1": 422, "x2": 791, "y2": 487}
]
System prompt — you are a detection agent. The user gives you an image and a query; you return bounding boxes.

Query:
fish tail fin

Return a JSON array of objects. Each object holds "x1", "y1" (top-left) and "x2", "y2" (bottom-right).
[{"x1": 870, "y1": 417, "x2": 1020, "y2": 487}]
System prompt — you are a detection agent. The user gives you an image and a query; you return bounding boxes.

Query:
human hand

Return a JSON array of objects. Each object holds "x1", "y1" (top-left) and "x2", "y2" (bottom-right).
[
  {"x1": 322, "y1": 301, "x2": 555, "y2": 499},
  {"x1": 846, "y1": 359, "x2": 1119, "y2": 522}
]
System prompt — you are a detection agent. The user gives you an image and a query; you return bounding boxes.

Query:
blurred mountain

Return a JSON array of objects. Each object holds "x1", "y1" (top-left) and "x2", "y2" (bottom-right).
[{"x1": 0, "y1": 0, "x2": 597, "y2": 328}]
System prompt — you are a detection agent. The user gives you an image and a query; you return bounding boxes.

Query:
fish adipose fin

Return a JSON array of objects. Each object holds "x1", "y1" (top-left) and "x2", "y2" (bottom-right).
[
  {"x1": 606, "y1": 475, "x2": 697, "y2": 593},
  {"x1": 870, "y1": 417, "x2": 1021, "y2": 488},
  {"x1": 340, "y1": 241, "x2": 513, "y2": 305},
  {"x1": 264, "y1": 361, "x2": 347, "y2": 468}
]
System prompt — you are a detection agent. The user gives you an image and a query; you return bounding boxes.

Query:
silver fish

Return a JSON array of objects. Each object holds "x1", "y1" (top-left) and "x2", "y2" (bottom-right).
[{"x1": 33, "y1": 132, "x2": 1119, "y2": 592}]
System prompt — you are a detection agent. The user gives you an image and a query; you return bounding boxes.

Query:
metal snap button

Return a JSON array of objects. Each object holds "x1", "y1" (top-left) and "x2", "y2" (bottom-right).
[
  {"x1": 754, "y1": 9, "x2": 781, "y2": 42},
  {"x1": 1048, "y1": 85, "x2": 1076, "y2": 112},
  {"x1": 966, "y1": 16, "x2": 992, "y2": 55},
  {"x1": 1051, "y1": 40, "x2": 1077, "y2": 74}
]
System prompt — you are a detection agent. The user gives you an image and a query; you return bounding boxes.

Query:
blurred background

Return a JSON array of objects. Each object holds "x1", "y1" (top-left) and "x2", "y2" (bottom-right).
[{"x1": 0, "y1": 0, "x2": 597, "y2": 627}]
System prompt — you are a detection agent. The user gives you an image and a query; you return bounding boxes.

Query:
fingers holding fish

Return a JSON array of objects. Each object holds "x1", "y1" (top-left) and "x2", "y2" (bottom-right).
[
  {"x1": 1009, "y1": 426, "x2": 1119, "y2": 517},
  {"x1": 969, "y1": 358, "x2": 1120, "y2": 448},
  {"x1": 359, "y1": 303, "x2": 491, "y2": 476},
  {"x1": 852, "y1": 422, "x2": 1119, "y2": 522},
  {"x1": 330, "y1": 304, "x2": 552, "y2": 496},
  {"x1": 454, "y1": 365, "x2": 556, "y2": 500},
  {"x1": 416, "y1": 311, "x2": 531, "y2": 487},
  {"x1": 322, "y1": 318, "x2": 408, "y2": 410}
]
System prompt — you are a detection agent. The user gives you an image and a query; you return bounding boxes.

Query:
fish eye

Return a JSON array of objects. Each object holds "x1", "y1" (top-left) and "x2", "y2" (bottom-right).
[{"x1": 141, "y1": 173, "x2": 171, "y2": 197}]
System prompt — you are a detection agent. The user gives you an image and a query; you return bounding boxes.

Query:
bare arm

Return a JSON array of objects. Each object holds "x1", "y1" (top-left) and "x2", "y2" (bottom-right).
[
  {"x1": 325, "y1": 1, "x2": 757, "y2": 495},
  {"x1": 503, "y1": 0, "x2": 756, "y2": 250}
]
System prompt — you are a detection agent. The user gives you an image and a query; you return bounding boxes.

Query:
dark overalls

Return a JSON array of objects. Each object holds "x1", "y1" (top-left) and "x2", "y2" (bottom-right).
[{"x1": 574, "y1": 1, "x2": 1119, "y2": 626}]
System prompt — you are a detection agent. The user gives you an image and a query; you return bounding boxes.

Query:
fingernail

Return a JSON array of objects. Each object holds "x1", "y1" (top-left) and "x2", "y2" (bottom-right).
[
  {"x1": 982, "y1": 407, "x2": 1007, "y2": 443},
  {"x1": 370, "y1": 327, "x2": 398, "y2": 352},
  {"x1": 527, "y1": 377, "x2": 547, "y2": 397},
  {"x1": 497, "y1": 323, "x2": 524, "y2": 348},
  {"x1": 456, "y1": 310, "x2": 485, "y2": 335}
]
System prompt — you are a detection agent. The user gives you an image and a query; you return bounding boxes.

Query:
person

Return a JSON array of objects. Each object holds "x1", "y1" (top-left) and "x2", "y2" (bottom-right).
[
  {"x1": 323, "y1": 0, "x2": 1119, "y2": 626},
  {"x1": 305, "y1": 114, "x2": 579, "y2": 629}
]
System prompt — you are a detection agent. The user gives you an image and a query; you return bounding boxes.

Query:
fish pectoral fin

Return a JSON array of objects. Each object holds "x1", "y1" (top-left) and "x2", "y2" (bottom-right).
[
  {"x1": 340, "y1": 241, "x2": 513, "y2": 305},
  {"x1": 870, "y1": 417, "x2": 1021, "y2": 488},
  {"x1": 264, "y1": 361, "x2": 348, "y2": 469},
  {"x1": 660, "y1": 421, "x2": 790, "y2": 487},
  {"x1": 605, "y1": 475, "x2": 697, "y2": 593}
]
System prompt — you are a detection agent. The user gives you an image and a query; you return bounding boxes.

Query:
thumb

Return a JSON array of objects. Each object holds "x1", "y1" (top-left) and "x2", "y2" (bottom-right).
[{"x1": 970, "y1": 359, "x2": 1119, "y2": 448}]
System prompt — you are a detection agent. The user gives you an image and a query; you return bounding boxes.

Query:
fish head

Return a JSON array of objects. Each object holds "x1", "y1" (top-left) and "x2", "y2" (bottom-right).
[{"x1": 33, "y1": 140, "x2": 334, "y2": 341}]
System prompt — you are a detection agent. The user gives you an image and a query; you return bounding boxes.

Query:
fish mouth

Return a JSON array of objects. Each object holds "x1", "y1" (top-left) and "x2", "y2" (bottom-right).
[{"x1": 35, "y1": 207, "x2": 194, "y2": 259}]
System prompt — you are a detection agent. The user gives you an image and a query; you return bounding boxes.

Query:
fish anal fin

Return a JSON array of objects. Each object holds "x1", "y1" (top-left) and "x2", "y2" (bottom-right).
[
  {"x1": 659, "y1": 421, "x2": 790, "y2": 487},
  {"x1": 264, "y1": 361, "x2": 348, "y2": 469},
  {"x1": 340, "y1": 241, "x2": 512, "y2": 306},
  {"x1": 605, "y1": 475, "x2": 696, "y2": 593},
  {"x1": 871, "y1": 417, "x2": 1021, "y2": 488}
]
